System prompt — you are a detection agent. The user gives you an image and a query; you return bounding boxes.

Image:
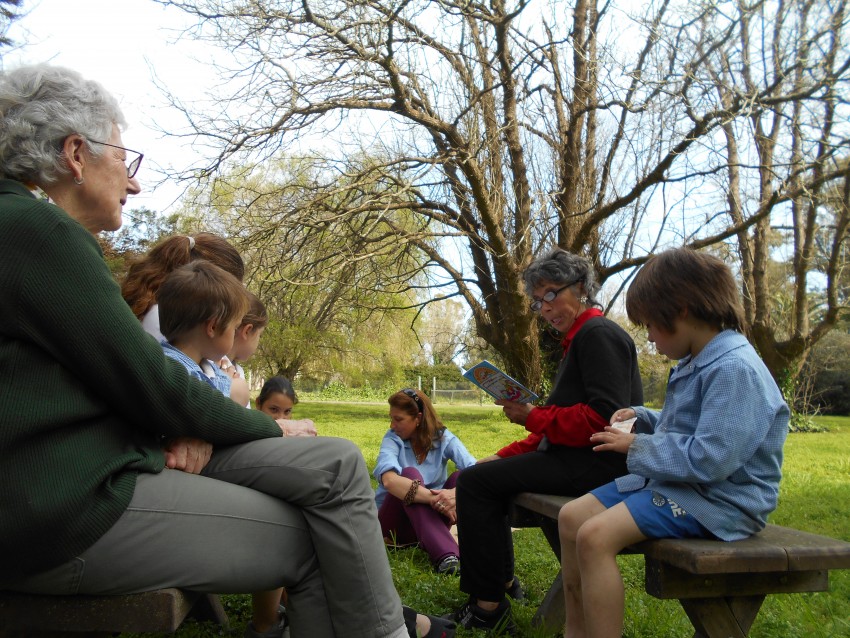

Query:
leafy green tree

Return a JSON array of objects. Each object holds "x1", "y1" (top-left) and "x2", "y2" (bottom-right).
[
  {"x1": 176, "y1": 159, "x2": 423, "y2": 384},
  {"x1": 97, "y1": 208, "x2": 180, "y2": 281}
]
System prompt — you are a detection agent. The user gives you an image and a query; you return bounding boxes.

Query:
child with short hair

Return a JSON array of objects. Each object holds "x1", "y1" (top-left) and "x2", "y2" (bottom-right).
[
  {"x1": 256, "y1": 376, "x2": 298, "y2": 418},
  {"x1": 157, "y1": 260, "x2": 251, "y2": 407},
  {"x1": 558, "y1": 247, "x2": 789, "y2": 638},
  {"x1": 157, "y1": 261, "x2": 288, "y2": 638},
  {"x1": 121, "y1": 233, "x2": 245, "y2": 343},
  {"x1": 221, "y1": 291, "x2": 270, "y2": 407},
  {"x1": 228, "y1": 291, "x2": 269, "y2": 374}
]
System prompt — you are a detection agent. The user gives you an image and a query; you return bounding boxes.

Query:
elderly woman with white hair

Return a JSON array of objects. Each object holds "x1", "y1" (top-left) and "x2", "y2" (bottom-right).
[{"x1": 0, "y1": 64, "x2": 453, "y2": 638}]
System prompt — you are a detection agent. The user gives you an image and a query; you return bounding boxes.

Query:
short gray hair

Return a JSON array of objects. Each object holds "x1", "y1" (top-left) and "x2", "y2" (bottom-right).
[
  {"x1": 0, "y1": 63, "x2": 126, "y2": 185},
  {"x1": 523, "y1": 248, "x2": 602, "y2": 308}
]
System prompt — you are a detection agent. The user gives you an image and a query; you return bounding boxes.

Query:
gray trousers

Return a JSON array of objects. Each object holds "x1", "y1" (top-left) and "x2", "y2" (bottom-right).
[{"x1": 14, "y1": 437, "x2": 406, "y2": 638}]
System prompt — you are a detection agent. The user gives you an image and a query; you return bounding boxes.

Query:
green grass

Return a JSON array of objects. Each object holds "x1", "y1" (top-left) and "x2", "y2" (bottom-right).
[{"x1": 129, "y1": 406, "x2": 850, "y2": 638}]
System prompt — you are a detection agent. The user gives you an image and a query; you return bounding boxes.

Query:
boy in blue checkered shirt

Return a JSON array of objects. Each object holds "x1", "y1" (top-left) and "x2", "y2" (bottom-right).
[{"x1": 558, "y1": 248, "x2": 789, "y2": 638}]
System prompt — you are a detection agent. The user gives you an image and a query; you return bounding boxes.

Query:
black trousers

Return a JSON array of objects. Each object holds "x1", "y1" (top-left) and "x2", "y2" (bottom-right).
[{"x1": 456, "y1": 445, "x2": 627, "y2": 601}]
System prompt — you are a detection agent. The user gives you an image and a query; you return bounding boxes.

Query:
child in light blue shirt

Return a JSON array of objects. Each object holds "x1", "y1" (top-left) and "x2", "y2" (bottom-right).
[
  {"x1": 157, "y1": 260, "x2": 289, "y2": 638},
  {"x1": 558, "y1": 247, "x2": 789, "y2": 638}
]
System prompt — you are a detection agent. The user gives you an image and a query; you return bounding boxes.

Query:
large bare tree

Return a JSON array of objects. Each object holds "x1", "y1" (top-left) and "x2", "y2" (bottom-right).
[{"x1": 156, "y1": 0, "x2": 849, "y2": 388}]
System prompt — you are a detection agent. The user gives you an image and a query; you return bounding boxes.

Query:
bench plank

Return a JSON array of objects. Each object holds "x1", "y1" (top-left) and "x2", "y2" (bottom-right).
[
  {"x1": 639, "y1": 525, "x2": 850, "y2": 574},
  {"x1": 0, "y1": 589, "x2": 228, "y2": 636}
]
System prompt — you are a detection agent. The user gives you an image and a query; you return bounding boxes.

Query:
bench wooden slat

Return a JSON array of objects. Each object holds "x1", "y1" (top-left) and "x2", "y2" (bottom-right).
[
  {"x1": 638, "y1": 524, "x2": 850, "y2": 574},
  {"x1": 645, "y1": 561, "x2": 830, "y2": 598},
  {"x1": 0, "y1": 589, "x2": 227, "y2": 635},
  {"x1": 513, "y1": 491, "x2": 569, "y2": 520}
]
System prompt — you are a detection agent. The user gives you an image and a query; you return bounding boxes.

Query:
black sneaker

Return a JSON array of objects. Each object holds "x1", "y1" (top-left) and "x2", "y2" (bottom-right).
[
  {"x1": 447, "y1": 598, "x2": 516, "y2": 635},
  {"x1": 435, "y1": 554, "x2": 460, "y2": 576},
  {"x1": 505, "y1": 576, "x2": 525, "y2": 601},
  {"x1": 402, "y1": 605, "x2": 456, "y2": 638}
]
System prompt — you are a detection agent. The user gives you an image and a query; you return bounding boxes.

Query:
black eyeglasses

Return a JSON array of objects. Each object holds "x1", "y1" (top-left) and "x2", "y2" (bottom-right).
[
  {"x1": 401, "y1": 388, "x2": 424, "y2": 413},
  {"x1": 84, "y1": 139, "x2": 144, "y2": 178},
  {"x1": 530, "y1": 279, "x2": 581, "y2": 312}
]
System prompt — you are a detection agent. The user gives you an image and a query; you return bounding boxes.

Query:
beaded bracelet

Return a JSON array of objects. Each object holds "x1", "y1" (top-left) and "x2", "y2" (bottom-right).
[{"x1": 403, "y1": 479, "x2": 421, "y2": 506}]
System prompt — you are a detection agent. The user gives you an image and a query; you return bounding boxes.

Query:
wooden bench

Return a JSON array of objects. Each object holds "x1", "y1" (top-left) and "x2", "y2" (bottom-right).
[
  {"x1": 510, "y1": 492, "x2": 850, "y2": 638},
  {"x1": 0, "y1": 589, "x2": 228, "y2": 637}
]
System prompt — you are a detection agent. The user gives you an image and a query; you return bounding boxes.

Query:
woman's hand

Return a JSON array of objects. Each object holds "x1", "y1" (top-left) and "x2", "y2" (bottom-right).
[
  {"x1": 277, "y1": 418, "x2": 317, "y2": 437},
  {"x1": 430, "y1": 487, "x2": 457, "y2": 524},
  {"x1": 495, "y1": 399, "x2": 534, "y2": 425},
  {"x1": 476, "y1": 454, "x2": 501, "y2": 464},
  {"x1": 163, "y1": 437, "x2": 213, "y2": 474},
  {"x1": 589, "y1": 427, "x2": 635, "y2": 454}
]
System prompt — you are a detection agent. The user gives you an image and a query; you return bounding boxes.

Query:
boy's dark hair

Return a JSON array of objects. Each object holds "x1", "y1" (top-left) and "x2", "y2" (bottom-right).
[
  {"x1": 626, "y1": 248, "x2": 745, "y2": 333},
  {"x1": 257, "y1": 376, "x2": 298, "y2": 406},
  {"x1": 241, "y1": 291, "x2": 269, "y2": 330},
  {"x1": 158, "y1": 261, "x2": 250, "y2": 342}
]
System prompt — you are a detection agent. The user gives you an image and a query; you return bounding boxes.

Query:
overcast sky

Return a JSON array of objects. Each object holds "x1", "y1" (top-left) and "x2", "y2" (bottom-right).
[{"x1": 6, "y1": 0, "x2": 212, "y2": 215}]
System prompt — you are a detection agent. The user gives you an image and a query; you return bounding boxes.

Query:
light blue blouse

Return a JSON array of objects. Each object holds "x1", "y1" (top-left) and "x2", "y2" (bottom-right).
[
  {"x1": 161, "y1": 342, "x2": 232, "y2": 398},
  {"x1": 373, "y1": 428, "x2": 477, "y2": 507},
  {"x1": 619, "y1": 330, "x2": 789, "y2": 540}
]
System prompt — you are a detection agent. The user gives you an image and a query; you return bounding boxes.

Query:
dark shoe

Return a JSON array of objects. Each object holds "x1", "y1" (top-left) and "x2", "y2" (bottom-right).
[
  {"x1": 505, "y1": 576, "x2": 525, "y2": 600},
  {"x1": 244, "y1": 605, "x2": 288, "y2": 638},
  {"x1": 402, "y1": 605, "x2": 456, "y2": 638},
  {"x1": 447, "y1": 598, "x2": 516, "y2": 635},
  {"x1": 435, "y1": 554, "x2": 460, "y2": 576}
]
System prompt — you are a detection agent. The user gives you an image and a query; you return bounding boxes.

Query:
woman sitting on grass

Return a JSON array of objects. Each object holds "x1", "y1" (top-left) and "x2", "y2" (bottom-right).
[{"x1": 374, "y1": 389, "x2": 476, "y2": 575}]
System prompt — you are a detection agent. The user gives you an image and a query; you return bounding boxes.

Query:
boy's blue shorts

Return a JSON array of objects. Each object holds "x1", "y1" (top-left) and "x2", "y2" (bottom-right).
[{"x1": 590, "y1": 481, "x2": 712, "y2": 540}]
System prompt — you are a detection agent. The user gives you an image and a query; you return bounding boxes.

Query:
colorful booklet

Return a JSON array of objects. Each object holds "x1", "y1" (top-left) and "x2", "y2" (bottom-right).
[{"x1": 462, "y1": 360, "x2": 539, "y2": 403}]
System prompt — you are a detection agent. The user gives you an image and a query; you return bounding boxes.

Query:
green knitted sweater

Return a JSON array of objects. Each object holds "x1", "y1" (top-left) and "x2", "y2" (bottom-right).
[{"x1": 0, "y1": 180, "x2": 281, "y2": 580}]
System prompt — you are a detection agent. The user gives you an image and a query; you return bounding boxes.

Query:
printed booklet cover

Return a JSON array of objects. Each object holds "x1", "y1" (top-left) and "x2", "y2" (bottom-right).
[{"x1": 462, "y1": 360, "x2": 539, "y2": 403}]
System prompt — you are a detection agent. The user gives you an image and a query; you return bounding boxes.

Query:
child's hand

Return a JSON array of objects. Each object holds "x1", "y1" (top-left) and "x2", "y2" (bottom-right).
[
  {"x1": 610, "y1": 408, "x2": 637, "y2": 428},
  {"x1": 590, "y1": 427, "x2": 635, "y2": 454},
  {"x1": 277, "y1": 418, "x2": 317, "y2": 437}
]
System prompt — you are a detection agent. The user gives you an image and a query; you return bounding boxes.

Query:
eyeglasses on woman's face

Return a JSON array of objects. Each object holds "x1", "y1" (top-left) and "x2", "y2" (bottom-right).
[
  {"x1": 529, "y1": 279, "x2": 580, "y2": 312},
  {"x1": 85, "y1": 139, "x2": 144, "y2": 178}
]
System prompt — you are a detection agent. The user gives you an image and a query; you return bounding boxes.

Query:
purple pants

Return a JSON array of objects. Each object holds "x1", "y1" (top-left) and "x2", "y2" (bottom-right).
[{"x1": 378, "y1": 467, "x2": 460, "y2": 565}]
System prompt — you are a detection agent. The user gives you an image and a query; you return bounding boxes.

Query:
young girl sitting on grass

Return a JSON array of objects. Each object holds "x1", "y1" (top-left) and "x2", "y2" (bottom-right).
[
  {"x1": 220, "y1": 291, "x2": 269, "y2": 406},
  {"x1": 558, "y1": 247, "x2": 789, "y2": 638},
  {"x1": 255, "y1": 376, "x2": 298, "y2": 419}
]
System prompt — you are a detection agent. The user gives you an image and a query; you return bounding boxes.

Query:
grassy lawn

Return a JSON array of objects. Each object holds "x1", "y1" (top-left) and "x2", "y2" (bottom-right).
[{"x1": 130, "y1": 404, "x2": 850, "y2": 638}]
